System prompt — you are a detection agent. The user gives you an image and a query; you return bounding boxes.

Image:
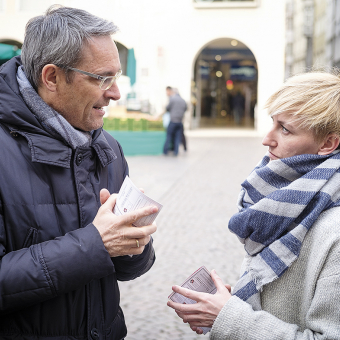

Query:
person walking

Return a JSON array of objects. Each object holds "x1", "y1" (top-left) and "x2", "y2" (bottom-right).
[
  {"x1": 0, "y1": 5, "x2": 157, "y2": 340},
  {"x1": 231, "y1": 91, "x2": 245, "y2": 125},
  {"x1": 163, "y1": 86, "x2": 187, "y2": 156}
]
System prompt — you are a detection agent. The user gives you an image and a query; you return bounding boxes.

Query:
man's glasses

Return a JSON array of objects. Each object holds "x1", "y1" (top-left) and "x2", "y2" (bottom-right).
[{"x1": 58, "y1": 65, "x2": 122, "y2": 90}]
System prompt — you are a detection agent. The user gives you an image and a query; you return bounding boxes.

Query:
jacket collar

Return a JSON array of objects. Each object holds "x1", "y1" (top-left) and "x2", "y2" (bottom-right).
[
  {"x1": 9, "y1": 126, "x2": 117, "y2": 169},
  {"x1": 92, "y1": 129, "x2": 118, "y2": 167}
]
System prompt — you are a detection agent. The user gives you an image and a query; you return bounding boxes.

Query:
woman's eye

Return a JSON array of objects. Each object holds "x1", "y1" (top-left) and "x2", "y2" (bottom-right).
[{"x1": 281, "y1": 125, "x2": 289, "y2": 133}]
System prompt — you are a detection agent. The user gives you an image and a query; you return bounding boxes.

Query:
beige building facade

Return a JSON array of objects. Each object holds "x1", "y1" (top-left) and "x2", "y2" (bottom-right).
[
  {"x1": 0, "y1": 0, "x2": 286, "y2": 135},
  {"x1": 285, "y1": 0, "x2": 340, "y2": 77}
]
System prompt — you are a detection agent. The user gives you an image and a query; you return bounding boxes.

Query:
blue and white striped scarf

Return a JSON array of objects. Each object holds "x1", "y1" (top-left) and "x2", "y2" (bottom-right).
[{"x1": 229, "y1": 151, "x2": 340, "y2": 310}]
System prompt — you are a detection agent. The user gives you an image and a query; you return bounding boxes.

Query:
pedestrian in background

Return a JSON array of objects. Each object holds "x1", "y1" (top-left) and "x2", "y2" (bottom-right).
[
  {"x1": 163, "y1": 86, "x2": 187, "y2": 156},
  {"x1": 0, "y1": 5, "x2": 157, "y2": 339},
  {"x1": 168, "y1": 71, "x2": 340, "y2": 339},
  {"x1": 231, "y1": 90, "x2": 245, "y2": 125}
]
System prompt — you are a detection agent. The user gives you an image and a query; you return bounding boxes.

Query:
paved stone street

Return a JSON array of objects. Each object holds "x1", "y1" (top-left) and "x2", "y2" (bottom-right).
[{"x1": 118, "y1": 135, "x2": 265, "y2": 340}]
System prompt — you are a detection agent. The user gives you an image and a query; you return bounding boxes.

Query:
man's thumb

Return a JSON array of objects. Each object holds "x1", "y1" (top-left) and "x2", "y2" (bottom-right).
[{"x1": 100, "y1": 188, "x2": 111, "y2": 205}]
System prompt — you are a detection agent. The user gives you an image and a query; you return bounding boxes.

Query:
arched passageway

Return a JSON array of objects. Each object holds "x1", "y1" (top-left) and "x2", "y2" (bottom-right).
[
  {"x1": 192, "y1": 38, "x2": 258, "y2": 128},
  {"x1": 116, "y1": 42, "x2": 128, "y2": 76}
]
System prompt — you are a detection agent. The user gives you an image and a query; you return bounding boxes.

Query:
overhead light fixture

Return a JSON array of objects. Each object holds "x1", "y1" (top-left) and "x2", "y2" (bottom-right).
[
  {"x1": 215, "y1": 55, "x2": 221, "y2": 61},
  {"x1": 216, "y1": 71, "x2": 223, "y2": 77},
  {"x1": 231, "y1": 40, "x2": 238, "y2": 46}
]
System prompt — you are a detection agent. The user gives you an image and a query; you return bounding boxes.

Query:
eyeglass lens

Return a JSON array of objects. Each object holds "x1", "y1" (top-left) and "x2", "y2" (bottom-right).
[
  {"x1": 100, "y1": 71, "x2": 122, "y2": 90},
  {"x1": 101, "y1": 78, "x2": 115, "y2": 90}
]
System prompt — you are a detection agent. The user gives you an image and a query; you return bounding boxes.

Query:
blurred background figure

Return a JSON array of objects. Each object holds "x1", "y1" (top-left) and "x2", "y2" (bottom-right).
[
  {"x1": 231, "y1": 91, "x2": 245, "y2": 125},
  {"x1": 163, "y1": 86, "x2": 187, "y2": 156}
]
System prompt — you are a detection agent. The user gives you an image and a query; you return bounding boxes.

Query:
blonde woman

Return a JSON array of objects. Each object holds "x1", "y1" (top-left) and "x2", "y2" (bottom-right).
[{"x1": 168, "y1": 72, "x2": 340, "y2": 339}]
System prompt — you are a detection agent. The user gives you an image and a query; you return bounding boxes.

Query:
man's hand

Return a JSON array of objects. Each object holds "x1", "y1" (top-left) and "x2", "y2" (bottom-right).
[
  {"x1": 93, "y1": 189, "x2": 158, "y2": 257},
  {"x1": 167, "y1": 270, "x2": 232, "y2": 334}
]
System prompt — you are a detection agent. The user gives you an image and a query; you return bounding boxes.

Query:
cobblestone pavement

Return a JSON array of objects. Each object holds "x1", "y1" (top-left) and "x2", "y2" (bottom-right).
[{"x1": 119, "y1": 136, "x2": 265, "y2": 340}]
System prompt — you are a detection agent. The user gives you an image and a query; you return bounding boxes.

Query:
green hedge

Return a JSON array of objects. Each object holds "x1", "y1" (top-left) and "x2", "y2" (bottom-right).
[{"x1": 103, "y1": 117, "x2": 164, "y2": 131}]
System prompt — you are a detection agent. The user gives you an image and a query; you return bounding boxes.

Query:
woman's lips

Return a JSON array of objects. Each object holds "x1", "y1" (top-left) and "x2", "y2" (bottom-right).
[{"x1": 269, "y1": 151, "x2": 279, "y2": 159}]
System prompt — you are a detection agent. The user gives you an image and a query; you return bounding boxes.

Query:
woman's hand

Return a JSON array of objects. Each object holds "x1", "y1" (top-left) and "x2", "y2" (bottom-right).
[{"x1": 167, "y1": 269, "x2": 232, "y2": 334}]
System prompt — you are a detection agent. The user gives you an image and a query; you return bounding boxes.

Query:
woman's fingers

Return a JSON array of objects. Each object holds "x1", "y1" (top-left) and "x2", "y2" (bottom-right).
[
  {"x1": 176, "y1": 310, "x2": 214, "y2": 325},
  {"x1": 170, "y1": 285, "x2": 202, "y2": 303},
  {"x1": 167, "y1": 299, "x2": 200, "y2": 313},
  {"x1": 211, "y1": 269, "x2": 228, "y2": 293},
  {"x1": 225, "y1": 284, "x2": 232, "y2": 292}
]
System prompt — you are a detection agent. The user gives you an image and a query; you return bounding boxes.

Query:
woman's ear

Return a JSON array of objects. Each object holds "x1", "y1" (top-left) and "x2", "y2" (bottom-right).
[
  {"x1": 40, "y1": 64, "x2": 59, "y2": 92},
  {"x1": 318, "y1": 134, "x2": 340, "y2": 155}
]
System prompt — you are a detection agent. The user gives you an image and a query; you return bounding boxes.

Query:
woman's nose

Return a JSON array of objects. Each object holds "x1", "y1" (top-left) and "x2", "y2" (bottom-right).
[{"x1": 262, "y1": 130, "x2": 277, "y2": 147}]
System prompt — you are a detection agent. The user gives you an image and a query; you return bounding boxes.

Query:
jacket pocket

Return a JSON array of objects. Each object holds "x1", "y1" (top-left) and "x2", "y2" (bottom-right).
[
  {"x1": 105, "y1": 307, "x2": 127, "y2": 340},
  {"x1": 22, "y1": 227, "x2": 38, "y2": 248}
]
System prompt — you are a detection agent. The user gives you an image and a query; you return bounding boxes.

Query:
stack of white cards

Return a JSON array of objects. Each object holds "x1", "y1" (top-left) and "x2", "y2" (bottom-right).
[
  {"x1": 169, "y1": 266, "x2": 217, "y2": 334},
  {"x1": 113, "y1": 176, "x2": 163, "y2": 227}
]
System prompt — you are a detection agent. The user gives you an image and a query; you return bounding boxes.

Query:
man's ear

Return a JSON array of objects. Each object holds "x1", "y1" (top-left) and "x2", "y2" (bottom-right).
[
  {"x1": 318, "y1": 133, "x2": 340, "y2": 155},
  {"x1": 40, "y1": 64, "x2": 60, "y2": 92}
]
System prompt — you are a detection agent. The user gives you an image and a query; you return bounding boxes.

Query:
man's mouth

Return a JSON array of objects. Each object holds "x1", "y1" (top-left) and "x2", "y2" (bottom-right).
[{"x1": 93, "y1": 106, "x2": 106, "y2": 114}]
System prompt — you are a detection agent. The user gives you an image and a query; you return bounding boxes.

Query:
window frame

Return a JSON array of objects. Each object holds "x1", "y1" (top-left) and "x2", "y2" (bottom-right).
[
  {"x1": 193, "y1": 0, "x2": 260, "y2": 9},
  {"x1": 0, "y1": 0, "x2": 5, "y2": 12}
]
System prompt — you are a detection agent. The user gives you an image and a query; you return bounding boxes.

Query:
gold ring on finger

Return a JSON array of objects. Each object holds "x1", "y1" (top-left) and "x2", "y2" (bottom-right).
[{"x1": 136, "y1": 239, "x2": 140, "y2": 248}]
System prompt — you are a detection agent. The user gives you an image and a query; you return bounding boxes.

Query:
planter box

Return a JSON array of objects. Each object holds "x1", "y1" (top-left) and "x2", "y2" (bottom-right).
[{"x1": 107, "y1": 131, "x2": 166, "y2": 156}]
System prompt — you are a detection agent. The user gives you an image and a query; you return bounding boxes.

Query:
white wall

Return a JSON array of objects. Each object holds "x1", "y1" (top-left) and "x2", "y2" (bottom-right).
[{"x1": 0, "y1": 0, "x2": 286, "y2": 135}]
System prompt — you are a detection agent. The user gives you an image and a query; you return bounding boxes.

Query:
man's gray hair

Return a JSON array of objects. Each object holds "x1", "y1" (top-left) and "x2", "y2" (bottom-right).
[{"x1": 21, "y1": 5, "x2": 119, "y2": 89}]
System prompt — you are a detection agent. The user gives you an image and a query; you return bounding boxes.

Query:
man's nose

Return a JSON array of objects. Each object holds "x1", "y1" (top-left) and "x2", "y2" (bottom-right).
[{"x1": 104, "y1": 82, "x2": 121, "y2": 101}]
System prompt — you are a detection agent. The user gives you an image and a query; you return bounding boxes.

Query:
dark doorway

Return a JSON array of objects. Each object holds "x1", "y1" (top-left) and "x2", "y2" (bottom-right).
[
  {"x1": 116, "y1": 42, "x2": 128, "y2": 76},
  {"x1": 193, "y1": 38, "x2": 258, "y2": 128}
]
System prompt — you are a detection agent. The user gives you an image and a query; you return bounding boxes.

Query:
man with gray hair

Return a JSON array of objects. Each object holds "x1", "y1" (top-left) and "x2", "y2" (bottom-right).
[{"x1": 0, "y1": 5, "x2": 157, "y2": 339}]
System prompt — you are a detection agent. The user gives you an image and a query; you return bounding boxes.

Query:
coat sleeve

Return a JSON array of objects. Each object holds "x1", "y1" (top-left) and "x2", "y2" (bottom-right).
[
  {"x1": 210, "y1": 257, "x2": 340, "y2": 339},
  {"x1": 166, "y1": 98, "x2": 173, "y2": 112},
  {"x1": 112, "y1": 237, "x2": 155, "y2": 281},
  {"x1": 0, "y1": 213, "x2": 115, "y2": 315},
  {"x1": 106, "y1": 133, "x2": 155, "y2": 281}
]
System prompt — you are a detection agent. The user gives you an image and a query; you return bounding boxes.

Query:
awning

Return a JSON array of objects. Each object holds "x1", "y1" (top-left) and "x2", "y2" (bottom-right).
[
  {"x1": 127, "y1": 48, "x2": 136, "y2": 86},
  {"x1": 0, "y1": 43, "x2": 21, "y2": 64}
]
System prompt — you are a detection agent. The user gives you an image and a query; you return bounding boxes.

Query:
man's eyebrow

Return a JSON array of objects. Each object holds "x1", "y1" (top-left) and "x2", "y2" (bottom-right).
[{"x1": 99, "y1": 69, "x2": 122, "y2": 77}]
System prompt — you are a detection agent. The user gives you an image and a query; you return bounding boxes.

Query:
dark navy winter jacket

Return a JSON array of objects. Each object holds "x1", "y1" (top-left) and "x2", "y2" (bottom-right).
[{"x1": 0, "y1": 57, "x2": 155, "y2": 340}]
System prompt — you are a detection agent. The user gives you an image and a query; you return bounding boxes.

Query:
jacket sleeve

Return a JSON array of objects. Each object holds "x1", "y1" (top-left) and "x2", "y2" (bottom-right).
[
  {"x1": 0, "y1": 216, "x2": 115, "y2": 315},
  {"x1": 210, "y1": 268, "x2": 340, "y2": 339},
  {"x1": 166, "y1": 98, "x2": 173, "y2": 112},
  {"x1": 112, "y1": 237, "x2": 155, "y2": 281},
  {"x1": 108, "y1": 135, "x2": 155, "y2": 280}
]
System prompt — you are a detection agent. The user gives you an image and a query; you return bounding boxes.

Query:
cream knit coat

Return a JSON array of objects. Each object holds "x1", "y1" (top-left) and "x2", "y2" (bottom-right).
[{"x1": 211, "y1": 207, "x2": 340, "y2": 340}]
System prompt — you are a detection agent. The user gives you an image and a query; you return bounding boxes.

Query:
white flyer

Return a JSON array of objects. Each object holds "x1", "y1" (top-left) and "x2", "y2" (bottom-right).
[
  {"x1": 113, "y1": 176, "x2": 163, "y2": 227},
  {"x1": 168, "y1": 266, "x2": 217, "y2": 335}
]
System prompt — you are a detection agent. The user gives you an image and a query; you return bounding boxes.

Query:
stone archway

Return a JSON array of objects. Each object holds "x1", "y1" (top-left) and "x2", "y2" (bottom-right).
[
  {"x1": 116, "y1": 41, "x2": 128, "y2": 76},
  {"x1": 192, "y1": 38, "x2": 258, "y2": 129}
]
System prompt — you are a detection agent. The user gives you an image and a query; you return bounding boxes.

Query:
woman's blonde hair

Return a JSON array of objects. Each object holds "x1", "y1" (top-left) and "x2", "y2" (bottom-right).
[{"x1": 265, "y1": 71, "x2": 340, "y2": 141}]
